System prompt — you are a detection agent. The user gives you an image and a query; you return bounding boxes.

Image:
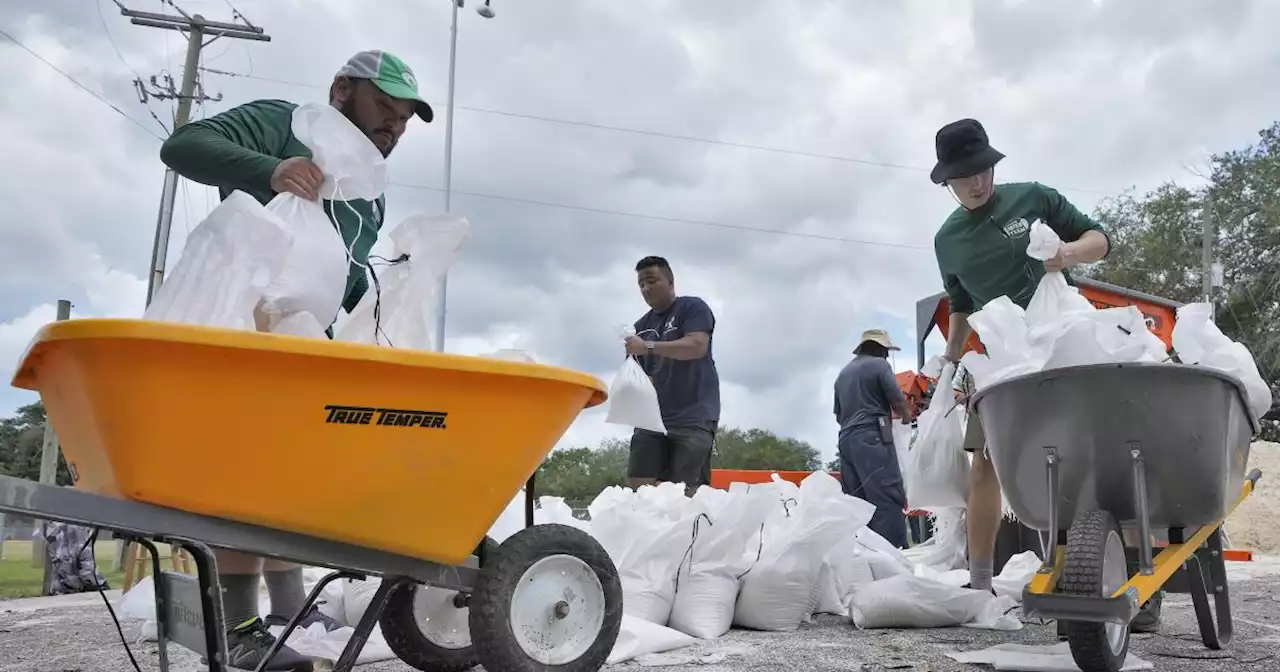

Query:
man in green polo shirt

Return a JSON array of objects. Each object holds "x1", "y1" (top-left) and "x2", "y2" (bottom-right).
[
  {"x1": 930, "y1": 118, "x2": 1162, "y2": 633},
  {"x1": 159, "y1": 50, "x2": 432, "y2": 671}
]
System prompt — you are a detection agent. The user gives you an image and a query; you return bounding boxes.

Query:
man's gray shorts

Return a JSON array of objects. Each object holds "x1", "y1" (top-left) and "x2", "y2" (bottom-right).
[{"x1": 628, "y1": 424, "x2": 715, "y2": 489}]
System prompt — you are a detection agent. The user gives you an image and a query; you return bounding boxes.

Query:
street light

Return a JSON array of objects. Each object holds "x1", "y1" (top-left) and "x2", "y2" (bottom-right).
[{"x1": 435, "y1": 0, "x2": 494, "y2": 353}]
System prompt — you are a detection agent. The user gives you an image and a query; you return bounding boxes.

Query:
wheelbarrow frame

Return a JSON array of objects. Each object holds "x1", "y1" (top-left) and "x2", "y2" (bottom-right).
[
  {"x1": 970, "y1": 362, "x2": 1263, "y2": 670},
  {"x1": 0, "y1": 472, "x2": 580, "y2": 672}
]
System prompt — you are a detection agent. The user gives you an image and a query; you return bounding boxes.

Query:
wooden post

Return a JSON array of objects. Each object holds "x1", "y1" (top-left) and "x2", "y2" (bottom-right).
[{"x1": 30, "y1": 300, "x2": 71, "y2": 583}]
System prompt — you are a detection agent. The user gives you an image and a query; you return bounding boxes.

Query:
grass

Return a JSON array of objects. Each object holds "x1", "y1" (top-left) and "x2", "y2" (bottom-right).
[{"x1": 0, "y1": 539, "x2": 178, "y2": 599}]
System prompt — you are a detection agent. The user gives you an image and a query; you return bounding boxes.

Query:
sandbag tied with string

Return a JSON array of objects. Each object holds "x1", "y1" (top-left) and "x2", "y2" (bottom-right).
[
  {"x1": 336, "y1": 214, "x2": 470, "y2": 350},
  {"x1": 257, "y1": 102, "x2": 390, "y2": 337},
  {"x1": 667, "y1": 483, "x2": 776, "y2": 639}
]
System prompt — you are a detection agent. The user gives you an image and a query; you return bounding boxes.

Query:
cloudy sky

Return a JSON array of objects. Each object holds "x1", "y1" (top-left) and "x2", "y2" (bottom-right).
[{"x1": 2, "y1": 0, "x2": 1279, "y2": 464}]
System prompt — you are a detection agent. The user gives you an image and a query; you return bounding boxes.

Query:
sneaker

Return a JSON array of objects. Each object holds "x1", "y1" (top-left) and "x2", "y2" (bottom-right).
[
  {"x1": 224, "y1": 617, "x2": 314, "y2": 671},
  {"x1": 1129, "y1": 590, "x2": 1163, "y2": 633},
  {"x1": 265, "y1": 603, "x2": 346, "y2": 633}
]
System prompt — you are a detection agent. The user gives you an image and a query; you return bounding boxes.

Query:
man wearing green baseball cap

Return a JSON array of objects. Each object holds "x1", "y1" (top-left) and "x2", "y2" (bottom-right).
[{"x1": 159, "y1": 49, "x2": 431, "y2": 671}]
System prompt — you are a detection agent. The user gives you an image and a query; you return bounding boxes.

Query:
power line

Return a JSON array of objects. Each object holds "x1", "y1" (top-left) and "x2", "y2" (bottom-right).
[
  {"x1": 389, "y1": 180, "x2": 932, "y2": 250},
  {"x1": 201, "y1": 68, "x2": 1116, "y2": 197},
  {"x1": 0, "y1": 26, "x2": 165, "y2": 141}
]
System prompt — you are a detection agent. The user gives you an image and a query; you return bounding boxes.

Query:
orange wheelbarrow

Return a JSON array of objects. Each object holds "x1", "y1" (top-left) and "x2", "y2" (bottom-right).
[{"x1": 0, "y1": 319, "x2": 622, "y2": 672}]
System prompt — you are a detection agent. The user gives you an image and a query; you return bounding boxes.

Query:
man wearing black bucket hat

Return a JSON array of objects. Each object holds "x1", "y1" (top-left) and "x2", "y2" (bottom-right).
[{"x1": 929, "y1": 119, "x2": 1162, "y2": 633}]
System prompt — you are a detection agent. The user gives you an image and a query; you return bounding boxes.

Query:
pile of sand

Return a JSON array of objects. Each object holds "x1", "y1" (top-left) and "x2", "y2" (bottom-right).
[{"x1": 1223, "y1": 441, "x2": 1280, "y2": 554}]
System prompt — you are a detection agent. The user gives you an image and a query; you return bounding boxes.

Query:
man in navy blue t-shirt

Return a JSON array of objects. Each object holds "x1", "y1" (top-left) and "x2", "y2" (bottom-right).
[{"x1": 623, "y1": 256, "x2": 722, "y2": 494}]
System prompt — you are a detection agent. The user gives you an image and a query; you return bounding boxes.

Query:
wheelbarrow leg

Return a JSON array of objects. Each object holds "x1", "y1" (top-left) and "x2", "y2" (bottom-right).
[
  {"x1": 254, "y1": 569, "x2": 364, "y2": 672},
  {"x1": 135, "y1": 538, "x2": 171, "y2": 672},
  {"x1": 177, "y1": 540, "x2": 228, "y2": 672},
  {"x1": 1128, "y1": 444, "x2": 1154, "y2": 575},
  {"x1": 525, "y1": 472, "x2": 537, "y2": 529},
  {"x1": 334, "y1": 577, "x2": 409, "y2": 672},
  {"x1": 1185, "y1": 528, "x2": 1234, "y2": 649}
]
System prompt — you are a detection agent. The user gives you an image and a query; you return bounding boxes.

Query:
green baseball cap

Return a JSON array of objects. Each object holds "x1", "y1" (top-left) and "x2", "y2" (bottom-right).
[{"x1": 336, "y1": 50, "x2": 433, "y2": 122}]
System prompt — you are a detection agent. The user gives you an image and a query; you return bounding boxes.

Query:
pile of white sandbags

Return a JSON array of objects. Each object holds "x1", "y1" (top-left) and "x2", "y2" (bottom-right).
[
  {"x1": 959, "y1": 220, "x2": 1272, "y2": 422},
  {"x1": 470, "y1": 471, "x2": 1040, "y2": 666}
]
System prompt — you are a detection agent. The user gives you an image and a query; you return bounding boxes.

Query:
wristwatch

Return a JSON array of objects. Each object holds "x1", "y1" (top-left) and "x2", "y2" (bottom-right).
[{"x1": 645, "y1": 341, "x2": 655, "y2": 353}]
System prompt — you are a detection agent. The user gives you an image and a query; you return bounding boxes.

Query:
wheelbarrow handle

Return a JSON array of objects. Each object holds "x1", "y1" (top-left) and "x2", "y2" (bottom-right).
[{"x1": 1246, "y1": 468, "x2": 1262, "y2": 487}]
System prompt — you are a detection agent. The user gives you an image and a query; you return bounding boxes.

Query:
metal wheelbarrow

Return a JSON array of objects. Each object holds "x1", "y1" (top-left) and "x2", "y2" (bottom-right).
[
  {"x1": 1, "y1": 318, "x2": 623, "y2": 672},
  {"x1": 971, "y1": 362, "x2": 1261, "y2": 672}
]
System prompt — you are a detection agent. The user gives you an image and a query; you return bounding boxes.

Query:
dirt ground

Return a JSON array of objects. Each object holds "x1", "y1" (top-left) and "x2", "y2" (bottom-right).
[{"x1": 2, "y1": 559, "x2": 1280, "y2": 671}]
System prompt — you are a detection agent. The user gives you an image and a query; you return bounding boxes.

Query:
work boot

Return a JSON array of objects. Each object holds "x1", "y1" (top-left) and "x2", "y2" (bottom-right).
[
  {"x1": 265, "y1": 603, "x2": 345, "y2": 632},
  {"x1": 1130, "y1": 590, "x2": 1163, "y2": 633},
  {"x1": 223, "y1": 617, "x2": 314, "y2": 671}
]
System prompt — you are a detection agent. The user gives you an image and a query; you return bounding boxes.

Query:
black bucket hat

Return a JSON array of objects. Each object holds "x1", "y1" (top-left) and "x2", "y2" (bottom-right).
[{"x1": 930, "y1": 118, "x2": 1005, "y2": 185}]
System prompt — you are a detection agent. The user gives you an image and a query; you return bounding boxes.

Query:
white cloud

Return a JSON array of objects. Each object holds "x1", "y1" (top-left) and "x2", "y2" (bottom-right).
[{"x1": 3, "y1": 0, "x2": 1280, "y2": 464}]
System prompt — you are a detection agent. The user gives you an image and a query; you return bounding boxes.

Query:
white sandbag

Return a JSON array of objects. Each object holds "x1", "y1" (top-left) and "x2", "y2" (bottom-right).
[
  {"x1": 259, "y1": 193, "x2": 350, "y2": 330},
  {"x1": 902, "y1": 362, "x2": 970, "y2": 511},
  {"x1": 534, "y1": 496, "x2": 591, "y2": 531},
  {"x1": 604, "y1": 357, "x2": 668, "y2": 434},
  {"x1": 606, "y1": 614, "x2": 697, "y2": 665},
  {"x1": 342, "y1": 577, "x2": 383, "y2": 628},
  {"x1": 143, "y1": 190, "x2": 292, "y2": 330},
  {"x1": 668, "y1": 485, "x2": 775, "y2": 639},
  {"x1": 848, "y1": 574, "x2": 1021, "y2": 631},
  {"x1": 733, "y1": 473, "x2": 869, "y2": 631},
  {"x1": 1173, "y1": 302, "x2": 1273, "y2": 421},
  {"x1": 992, "y1": 550, "x2": 1042, "y2": 602},
  {"x1": 814, "y1": 537, "x2": 876, "y2": 616},
  {"x1": 337, "y1": 214, "x2": 471, "y2": 350},
  {"x1": 268, "y1": 311, "x2": 330, "y2": 339},
  {"x1": 589, "y1": 483, "x2": 701, "y2": 625},
  {"x1": 257, "y1": 103, "x2": 387, "y2": 331},
  {"x1": 891, "y1": 421, "x2": 914, "y2": 490},
  {"x1": 291, "y1": 102, "x2": 388, "y2": 202},
  {"x1": 487, "y1": 489, "x2": 528, "y2": 543},
  {"x1": 902, "y1": 507, "x2": 968, "y2": 574},
  {"x1": 947, "y1": 642, "x2": 1153, "y2": 671}
]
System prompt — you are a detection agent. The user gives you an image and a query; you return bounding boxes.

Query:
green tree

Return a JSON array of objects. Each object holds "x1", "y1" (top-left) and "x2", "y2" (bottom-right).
[
  {"x1": 1083, "y1": 121, "x2": 1280, "y2": 437},
  {"x1": 0, "y1": 402, "x2": 73, "y2": 485},
  {"x1": 534, "y1": 438, "x2": 628, "y2": 502},
  {"x1": 712, "y1": 427, "x2": 821, "y2": 471}
]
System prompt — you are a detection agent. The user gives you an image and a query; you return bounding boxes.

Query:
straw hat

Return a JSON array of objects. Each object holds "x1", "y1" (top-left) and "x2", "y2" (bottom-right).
[{"x1": 855, "y1": 328, "x2": 900, "y2": 353}]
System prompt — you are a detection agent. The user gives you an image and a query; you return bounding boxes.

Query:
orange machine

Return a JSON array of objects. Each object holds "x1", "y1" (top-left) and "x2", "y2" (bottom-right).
[{"x1": 895, "y1": 277, "x2": 1183, "y2": 413}]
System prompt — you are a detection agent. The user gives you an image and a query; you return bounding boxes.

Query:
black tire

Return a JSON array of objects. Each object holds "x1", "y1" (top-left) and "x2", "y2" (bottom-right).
[
  {"x1": 380, "y1": 537, "x2": 498, "y2": 672},
  {"x1": 1062, "y1": 510, "x2": 1131, "y2": 672},
  {"x1": 470, "y1": 524, "x2": 623, "y2": 672}
]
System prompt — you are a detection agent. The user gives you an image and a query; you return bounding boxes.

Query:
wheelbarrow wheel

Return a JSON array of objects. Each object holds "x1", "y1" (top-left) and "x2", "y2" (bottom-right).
[
  {"x1": 1062, "y1": 510, "x2": 1131, "y2": 672},
  {"x1": 470, "y1": 523, "x2": 622, "y2": 672},
  {"x1": 380, "y1": 536, "x2": 498, "y2": 672}
]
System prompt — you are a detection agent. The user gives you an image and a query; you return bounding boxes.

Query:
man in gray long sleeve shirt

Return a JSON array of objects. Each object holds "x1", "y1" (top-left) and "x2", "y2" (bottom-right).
[{"x1": 833, "y1": 329, "x2": 915, "y2": 548}]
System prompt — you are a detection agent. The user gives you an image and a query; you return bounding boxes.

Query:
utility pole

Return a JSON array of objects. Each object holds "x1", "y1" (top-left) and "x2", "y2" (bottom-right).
[
  {"x1": 107, "y1": 1, "x2": 270, "y2": 305},
  {"x1": 29, "y1": 300, "x2": 72, "y2": 578},
  {"x1": 1202, "y1": 197, "x2": 1218, "y2": 320}
]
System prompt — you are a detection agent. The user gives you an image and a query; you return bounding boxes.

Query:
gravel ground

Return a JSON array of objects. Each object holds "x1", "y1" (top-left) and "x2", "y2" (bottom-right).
[{"x1": 3, "y1": 562, "x2": 1280, "y2": 672}]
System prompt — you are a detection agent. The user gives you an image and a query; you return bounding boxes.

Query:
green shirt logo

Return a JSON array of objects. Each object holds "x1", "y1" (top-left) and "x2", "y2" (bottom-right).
[{"x1": 1001, "y1": 217, "x2": 1031, "y2": 239}]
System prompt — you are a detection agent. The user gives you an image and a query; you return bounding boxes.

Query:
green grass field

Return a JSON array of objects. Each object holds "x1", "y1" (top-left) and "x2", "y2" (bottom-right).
[{"x1": 0, "y1": 539, "x2": 176, "y2": 599}]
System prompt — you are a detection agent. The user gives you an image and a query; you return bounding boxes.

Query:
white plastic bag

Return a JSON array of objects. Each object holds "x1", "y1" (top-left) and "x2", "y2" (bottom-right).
[
  {"x1": 902, "y1": 508, "x2": 968, "y2": 574},
  {"x1": 258, "y1": 103, "x2": 388, "y2": 331},
  {"x1": 1173, "y1": 302, "x2": 1273, "y2": 421},
  {"x1": 902, "y1": 362, "x2": 970, "y2": 511},
  {"x1": 668, "y1": 485, "x2": 775, "y2": 639},
  {"x1": 337, "y1": 214, "x2": 471, "y2": 350},
  {"x1": 733, "y1": 473, "x2": 869, "y2": 631},
  {"x1": 268, "y1": 311, "x2": 330, "y2": 339},
  {"x1": 604, "y1": 357, "x2": 667, "y2": 434},
  {"x1": 144, "y1": 190, "x2": 292, "y2": 330},
  {"x1": 606, "y1": 615, "x2": 697, "y2": 665},
  {"x1": 589, "y1": 483, "x2": 700, "y2": 625},
  {"x1": 291, "y1": 103, "x2": 388, "y2": 202},
  {"x1": 258, "y1": 194, "x2": 350, "y2": 330},
  {"x1": 848, "y1": 574, "x2": 1021, "y2": 630}
]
